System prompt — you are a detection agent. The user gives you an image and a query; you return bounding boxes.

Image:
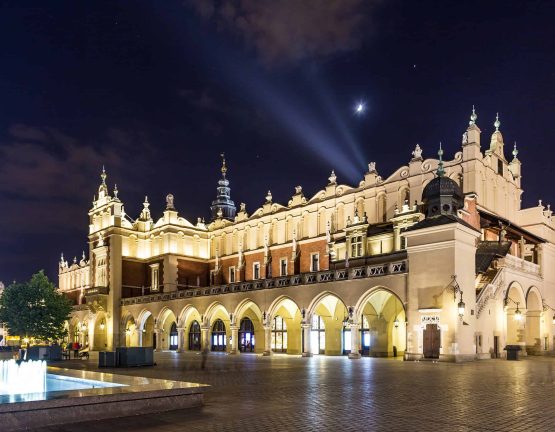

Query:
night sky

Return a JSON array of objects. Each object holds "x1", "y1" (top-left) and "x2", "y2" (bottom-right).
[{"x1": 1, "y1": 0, "x2": 554, "y2": 284}]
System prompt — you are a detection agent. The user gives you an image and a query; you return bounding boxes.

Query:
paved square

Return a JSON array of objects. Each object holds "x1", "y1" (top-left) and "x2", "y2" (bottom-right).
[{"x1": 34, "y1": 353, "x2": 555, "y2": 431}]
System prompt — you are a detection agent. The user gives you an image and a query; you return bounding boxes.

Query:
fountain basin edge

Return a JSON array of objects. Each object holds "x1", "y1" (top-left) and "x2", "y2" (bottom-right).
[{"x1": 0, "y1": 366, "x2": 209, "y2": 430}]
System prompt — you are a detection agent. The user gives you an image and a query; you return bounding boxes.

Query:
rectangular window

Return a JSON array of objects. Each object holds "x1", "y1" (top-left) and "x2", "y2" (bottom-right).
[
  {"x1": 150, "y1": 263, "x2": 160, "y2": 292},
  {"x1": 253, "y1": 262, "x2": 260, "y2": 280},
  {"x1": 229, "y1": 266, "x2": 235, "y2": 283},
  {"x1": 311, "y1": 253, "x2": 319, "y2": 272},
  {"x1": 350, "y1": 235, "x2": 363, "y2": 258},
  {"x1": 280, "y1": 258, "x2": 287, "y2": 276},
  {"x1": 210, "y1": 270, "x2": 216, "y2": 286}
]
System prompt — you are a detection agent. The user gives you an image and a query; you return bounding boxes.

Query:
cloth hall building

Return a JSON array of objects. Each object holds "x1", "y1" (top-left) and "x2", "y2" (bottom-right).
[{"x1": 59, "y1": 110, "x2": 555, "y2": 361}]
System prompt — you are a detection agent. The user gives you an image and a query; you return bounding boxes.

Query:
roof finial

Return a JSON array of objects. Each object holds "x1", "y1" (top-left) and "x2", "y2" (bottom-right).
[
  {"x1": 469, "y1": 105, "x2": 477, "y2": 126},
  {"x1": 437, "y1": 142, "x2": 445, "y2": 177},
  {"x1": 101, "y1": 165, "x2": 107, "y2": 185},
  {"x1": 220, "y1": 152, "x2": 227, "y2": 177},
  {"x1": 113, "y1": 184, "x2": 119, "y2": 198},
  {"x1": 494, "y1": 112, "x2": 501, "y2": 131},
  {"x1": 512, "y1": 141, "x2": 518, "y2": 159}
]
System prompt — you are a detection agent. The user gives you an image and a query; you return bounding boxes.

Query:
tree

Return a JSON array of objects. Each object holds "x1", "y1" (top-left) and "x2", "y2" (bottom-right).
[{"x1": 0, "y1": 271, "x2": 72, "y2": 343}]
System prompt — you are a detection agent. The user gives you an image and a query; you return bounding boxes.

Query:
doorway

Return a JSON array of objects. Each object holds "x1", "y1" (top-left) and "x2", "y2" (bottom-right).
[{"x1": 423, "y1": 324, "x2": 440, "y2": 359}]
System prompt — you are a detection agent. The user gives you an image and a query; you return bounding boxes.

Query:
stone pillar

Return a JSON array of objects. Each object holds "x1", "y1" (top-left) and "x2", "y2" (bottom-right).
[
  {"x1": 229, "y1": 325, "x2": 239, "y2": 354},
  {"x1": 177, "y1": 327, "x2": 185, "y2": 353},
  {"x1": 302, "y1": 323, "x2": 313, "y2": 357},
  {"x1": 263, "y1": 325, "x2": 272, "y2": 356},
  {"x1": 201, "y1": 326, "x2": 210, "y2": 351},
  {"x1": 154, "y1": 328, "x2": 162, "y2": 352},
  {"x1": 348, "y1": 323, "x2": 361, "y2": 359}
]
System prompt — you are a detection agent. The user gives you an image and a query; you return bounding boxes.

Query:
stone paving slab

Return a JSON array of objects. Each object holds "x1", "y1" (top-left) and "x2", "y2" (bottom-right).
[{"x1": 30, "y1": 352, "x2": 555, "y2": 431}]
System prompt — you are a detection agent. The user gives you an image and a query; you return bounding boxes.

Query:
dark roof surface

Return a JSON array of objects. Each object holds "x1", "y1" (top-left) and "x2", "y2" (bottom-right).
[{"x1": 475, "y1": 241, "x2": 511, "y2": 274}]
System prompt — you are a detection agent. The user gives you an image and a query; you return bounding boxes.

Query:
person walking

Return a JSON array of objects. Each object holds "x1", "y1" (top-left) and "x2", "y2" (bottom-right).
[{"x1": 201, "y1": 346, "x2": 209, "y2": 370}]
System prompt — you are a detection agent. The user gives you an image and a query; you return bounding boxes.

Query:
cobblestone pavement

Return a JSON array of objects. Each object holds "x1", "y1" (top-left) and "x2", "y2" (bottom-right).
[{"x1": 34, "y1": 353, "x2": 555, "y2": 431}]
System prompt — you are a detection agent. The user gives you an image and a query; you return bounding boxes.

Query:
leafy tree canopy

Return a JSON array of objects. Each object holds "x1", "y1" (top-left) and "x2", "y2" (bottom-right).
[{"x1": 0, "y1": 270, "x2": 72, "y2": 343}]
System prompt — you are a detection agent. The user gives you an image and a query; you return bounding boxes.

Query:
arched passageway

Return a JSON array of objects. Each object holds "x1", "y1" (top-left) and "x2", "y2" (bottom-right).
[
  {"x1": 239, "y1": 318, "x2": 255, "y2": 352},
  {"x1": 212, "y1": 319, "x2": 227, "y2": 351},
  {"x1": 307, "y1": 293, "x2": 348, "y2": 356},
  {"x1": 356, "y1": 289, "x2": 406, "y2": 357},
  {"x1": 189, "y1": 320, "x2": 201, "y2": 351},
  {"x1": 526, "y1": 287, "x2": 543, "y2": 353},
  {"x1": 505, "y1": 283, "x2": 526, "y2": 345},
  {"x1": 158, "y1": 308, "x2": 178, "y2": 350},
  {"x1": 268, "y1": 296, "x2": 302, "y2": 354}
]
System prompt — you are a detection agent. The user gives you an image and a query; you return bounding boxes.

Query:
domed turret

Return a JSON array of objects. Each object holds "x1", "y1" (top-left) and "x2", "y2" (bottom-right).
[{"x1": 422, "y1": 144, "x2": 464, "y2": 218}]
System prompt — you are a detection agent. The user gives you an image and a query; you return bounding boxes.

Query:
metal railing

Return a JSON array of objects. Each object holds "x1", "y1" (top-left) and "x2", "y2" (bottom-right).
[{"x1": 120, "y1": 260, "x2": 408, "y2": 306}]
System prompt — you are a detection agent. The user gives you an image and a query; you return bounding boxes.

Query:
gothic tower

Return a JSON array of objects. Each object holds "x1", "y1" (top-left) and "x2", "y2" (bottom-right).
[{"x1": 210, "y1": 154, "x2": 237, "y2": 221}]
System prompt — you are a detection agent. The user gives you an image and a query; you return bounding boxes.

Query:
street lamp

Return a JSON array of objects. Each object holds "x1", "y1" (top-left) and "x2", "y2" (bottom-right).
[
  {"x1": 514, "y1": 303, "x2": 522, "y2": 321},
  {"x1": 457, "y1": 296, "x2": 466, "y2": 317}
]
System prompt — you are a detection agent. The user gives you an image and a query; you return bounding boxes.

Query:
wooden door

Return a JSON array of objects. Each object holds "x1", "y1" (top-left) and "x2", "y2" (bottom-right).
[
  {"x1": 423, "y1": 324, "x2": 440, "y2": 359},
  {"x1": 493, "y1": 336, "x2": 499, "y2": 358}
]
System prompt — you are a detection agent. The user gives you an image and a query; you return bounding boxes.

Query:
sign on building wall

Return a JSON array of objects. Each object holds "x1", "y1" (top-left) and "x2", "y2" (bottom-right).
[{"x1": 421, "y1": 315, "x2": 440, "y2": 326}]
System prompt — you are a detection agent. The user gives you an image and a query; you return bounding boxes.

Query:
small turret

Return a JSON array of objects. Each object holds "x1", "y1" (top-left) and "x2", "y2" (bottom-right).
[{"x1": 488, "y1": 113, "x2": 505, "y2": 159}]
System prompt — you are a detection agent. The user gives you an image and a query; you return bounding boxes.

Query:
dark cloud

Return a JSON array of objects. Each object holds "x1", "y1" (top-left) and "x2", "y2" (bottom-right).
[
  {"x1": 0, "y1": 125, "x2": 155, "y2": 235},
  {"x1": 188, "y1": 0, "x2": 381, "y2": 65}
]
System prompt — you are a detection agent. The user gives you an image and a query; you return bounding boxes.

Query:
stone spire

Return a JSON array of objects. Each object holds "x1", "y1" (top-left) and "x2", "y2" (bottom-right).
[
  {"x1": 509, "y1": 141, "x2": 521, "y2": 182},
  {"x1": 469, "y1": 105, "x2": 477, "y2": 126},
  {"x1": 489, "y1": 112, "x2": 505, "y2": 159},
  {"x1": 463, "y1": 105, "x2": 481, "y2": 150},
  {"x1": 437, "y1": 143, "x2": 445, "y2": 177},
  {"x1": 210, "y1": 153, "x2": 237, "y2": 221},
  {"x1": 139, "y1": 196, "x2": 152, "y2": 221},
  {"x1": 97, "y1": 165, "x2": 110, "y2": 200}
]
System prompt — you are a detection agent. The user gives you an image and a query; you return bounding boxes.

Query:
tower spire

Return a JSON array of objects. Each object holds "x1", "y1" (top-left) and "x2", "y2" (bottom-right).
[
  {"x1": 512, "y1": 142, "x2": 518, "y2": 160},
  {"x1": 469, "y1": 105, "x2": 477, "y2": 126},
  {"x1": 437, "y1": 142, "x2": 445, "y2": 177},
  {"x1": 494, "y1": 113, "x2": 501, "y2": 131},
  {"x1": 220, "y1": 152, "x2": 227, "y2": 178},
  {"x1": 211, "y1": 154, "x2": 236, "y2": 221}
]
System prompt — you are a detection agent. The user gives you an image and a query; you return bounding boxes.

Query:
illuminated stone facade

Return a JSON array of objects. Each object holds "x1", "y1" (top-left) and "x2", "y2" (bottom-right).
[{"x1": 60, "y1": 110, "x2": 555, "y2": 361}]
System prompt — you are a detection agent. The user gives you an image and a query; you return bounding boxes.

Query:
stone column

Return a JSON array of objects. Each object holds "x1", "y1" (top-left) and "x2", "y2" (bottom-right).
[
  {"x1": 177, "y1": 327, "x2": 185, "y2": 353},
  {"x1": 154, "y1": 328, "x2": 162, "y2": 352},
  {"x1": 348, "y1": 323, "x2": 361, "y2": 359},
  {"x1": 263, "y1": 325, "x2": 272, "y2": 356},
  {"x1": 229, "y1": 325, "x2": 239, "y2": 354},
  {"x1": 201, "y1": 326, "x2": 210, "y2": 351},
  {"x1": 301, "y1": 323, "x2": 313, "y2": 357}
]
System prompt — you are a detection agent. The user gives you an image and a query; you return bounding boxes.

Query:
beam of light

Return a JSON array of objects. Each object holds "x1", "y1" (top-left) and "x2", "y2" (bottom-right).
[
  {"x1": 177, "y1": 19, "x2": 362, "y2": 184},
  {"x1": 304, "y1": 72, "x2": 368, "y2": 173}
]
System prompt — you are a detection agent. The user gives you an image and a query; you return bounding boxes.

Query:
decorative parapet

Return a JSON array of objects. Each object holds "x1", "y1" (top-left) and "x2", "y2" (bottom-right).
[
  {"x1": 499, "y1": 254, "x2": 541, "y2": 277},
  {"x1": 120, "y1": 260, "x2": 408, "y2": 307}
]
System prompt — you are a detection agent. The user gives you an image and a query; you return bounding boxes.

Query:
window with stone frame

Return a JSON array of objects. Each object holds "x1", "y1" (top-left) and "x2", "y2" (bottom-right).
[
  {"x1": 280, "y1": 258, "x2": 287, "y2": 276},
  {"x1": 253, "y1": 262, "x2": 260, "y2": 280},
  {"x1": 311, "y1": 253, "x2": 320, "y2": 272},
  {"x1": 350, "y1": 235, "x2": 363, "y2": 258},
  {"x1": 229, "y1": 266, "x2": 236, "y2": 283}
]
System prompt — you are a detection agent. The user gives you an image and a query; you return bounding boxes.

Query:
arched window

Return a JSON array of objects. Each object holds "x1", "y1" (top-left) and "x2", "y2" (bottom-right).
[
  {"x1": 239, "y1": 318, "x2": 255, "y2": 352},
  {"x1": 360, "y1": 315, "x2": 371, "y2": 356},
  {"x1": 211, "y1": 319, "x2": 227, "y2": 351},
  {"x1": 271, "y1": 315, "x2": 287, "y2": 353},
  {"x1": 310, "y1": 314, "x2": 325, "y2": 355},
  {"x1": 188, "y1": 320, "x2": 201, "y2": 351},
  {"x1": 169, "y1": 322, "x2": 178, "y2": 350}
]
